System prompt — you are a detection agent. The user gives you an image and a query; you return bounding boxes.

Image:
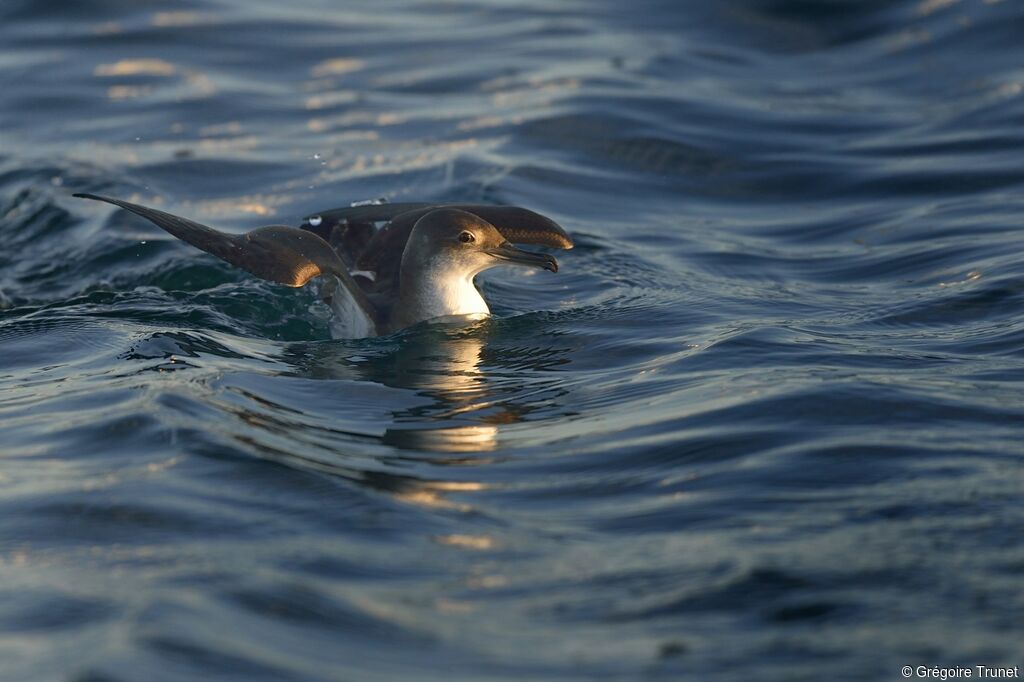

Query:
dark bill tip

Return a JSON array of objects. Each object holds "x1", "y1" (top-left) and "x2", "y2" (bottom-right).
[{"x1": 485, "y1": 244, "x2": 559, "y2": 273}]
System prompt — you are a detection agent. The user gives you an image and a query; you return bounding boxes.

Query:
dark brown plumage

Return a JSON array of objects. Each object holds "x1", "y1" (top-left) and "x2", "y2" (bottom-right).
[
  {"x1": 73, "y1": 193, "x2": 573, "y2": 337},
  {"x1": 300, "y1": 202, "x2": 572, "y2": 300}
]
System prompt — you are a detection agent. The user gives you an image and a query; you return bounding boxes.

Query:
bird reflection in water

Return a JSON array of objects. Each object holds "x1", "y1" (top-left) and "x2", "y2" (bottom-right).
[
  {"x1": 289, "y1": 318, "x2": 567, "y2": 454},
  {"x1": 178, "y1": 317, "x2": 572, "y2": 510}
]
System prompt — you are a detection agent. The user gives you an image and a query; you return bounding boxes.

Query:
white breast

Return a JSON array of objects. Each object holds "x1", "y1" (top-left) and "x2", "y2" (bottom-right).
[
  {"x1": 325, "y1": 276, "x2": 376, "y2": 339},
  {"x1": 443, "y1": 275, "x2": 490, "y2": 317},
  {"x1": 394, "y1": 272, "x2": 491, "y2": 329}
]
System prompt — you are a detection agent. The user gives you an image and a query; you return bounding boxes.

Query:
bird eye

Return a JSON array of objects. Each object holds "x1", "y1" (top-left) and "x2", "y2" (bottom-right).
[{"x1": 458, "y1": 231, "x2": 475, "y2": 243}]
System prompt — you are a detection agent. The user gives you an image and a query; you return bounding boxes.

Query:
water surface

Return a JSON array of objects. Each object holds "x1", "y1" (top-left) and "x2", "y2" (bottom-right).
[{"x1": 2, "y1": 0, "x2": 1024, "y2": 679}]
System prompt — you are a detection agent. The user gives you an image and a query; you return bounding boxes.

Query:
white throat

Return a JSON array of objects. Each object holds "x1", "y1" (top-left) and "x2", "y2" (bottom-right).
[
  {"x1": 414, "y1": 271, "x2": 490, "y2": 321},
  {"x1": 397, "y1": 243, "x2": 494, "y2": 329}
]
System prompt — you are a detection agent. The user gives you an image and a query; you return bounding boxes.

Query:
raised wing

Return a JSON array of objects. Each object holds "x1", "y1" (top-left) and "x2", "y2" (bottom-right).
[{"x1": 73, "y1": 193, "x2": 378, "y2": 334}]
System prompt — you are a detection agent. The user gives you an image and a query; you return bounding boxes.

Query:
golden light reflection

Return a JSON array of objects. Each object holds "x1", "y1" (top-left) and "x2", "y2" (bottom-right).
[
  {"x1": 190, "y1": 194, "x2": 292, "y2": 218},
  {"x1": 265, "y1": 318, "x2": 551, "y2": 479},
  {"x1": 410, "y1": 336, "x2": 483, "y2": 394},
  {"x1": 435, "y1": 534, "x2": 497, "y2": 550},
  {"x1": 383, "y1": 424, "x2": 499, "y2": 452},
  {"x1": 95, "y1": 58, "x2": 177, "y2": 77},
  {"x1": 94, "y1": 58, "x2": 216, "y2": 101},
  {"x1": 310, "y1": 58, "x2": 366, "y2": 78},
  {"x1": 373, "y1": 331, "x2": 510, "y2": 453},
  {"x1": 391, "y1": 480, "x2": 488, "y2": 510},
  {"x1": 376, "y1": 112, "x2": 406, "y2": 126},
  {"x1": 304, "y1": 91, "x2": 359, "y2": 111},
  {"x1": 96, "y1": 192, "x2": 286, "y2": 224},
  {"x1": 392, "y1": 489, "x2": 466, "y2": 510},
  {"x1": 232, "y1": 202, "x2": 275, "y2": 217},
  {"x1": 457, "y1": 115, "x2": 518, "y2": 132}
]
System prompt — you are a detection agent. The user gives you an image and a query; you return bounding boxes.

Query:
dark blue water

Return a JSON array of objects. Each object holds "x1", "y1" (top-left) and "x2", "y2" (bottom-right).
[{"x1": 2, "y1": 1, "x2": 1024, "y2": 679}]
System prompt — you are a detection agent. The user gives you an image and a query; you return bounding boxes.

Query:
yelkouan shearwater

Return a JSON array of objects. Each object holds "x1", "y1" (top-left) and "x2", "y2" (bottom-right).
[{"x1": 73, "y1": 194, "x2": 573, "y2": 338}]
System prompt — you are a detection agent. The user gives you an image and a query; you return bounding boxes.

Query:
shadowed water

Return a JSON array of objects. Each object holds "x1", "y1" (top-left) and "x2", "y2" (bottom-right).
[{"x1": 2, "y1": 0, "x2": 1024, "y2": 680}]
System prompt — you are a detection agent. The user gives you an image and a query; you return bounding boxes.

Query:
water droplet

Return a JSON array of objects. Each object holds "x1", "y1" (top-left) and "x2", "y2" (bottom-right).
[{"x1": 308, "y1": 215, "x2": 322, "y2": 227}]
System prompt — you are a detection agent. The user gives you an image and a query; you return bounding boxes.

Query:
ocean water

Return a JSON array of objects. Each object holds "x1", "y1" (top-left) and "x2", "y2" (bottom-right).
[{"x1": 2, "y1": 0, "x2": 1023, "y2": 679}]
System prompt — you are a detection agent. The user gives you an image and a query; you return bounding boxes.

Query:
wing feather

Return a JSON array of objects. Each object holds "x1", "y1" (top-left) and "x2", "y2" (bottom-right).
[{"x1": 74, "y1": 193, "x2": 378, "y2": 335}]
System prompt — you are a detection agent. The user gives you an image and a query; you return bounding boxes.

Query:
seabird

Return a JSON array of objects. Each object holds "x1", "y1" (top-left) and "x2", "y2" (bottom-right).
[{"x1": 72, "y1": 194, "x2": 573, "y2": 337}]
